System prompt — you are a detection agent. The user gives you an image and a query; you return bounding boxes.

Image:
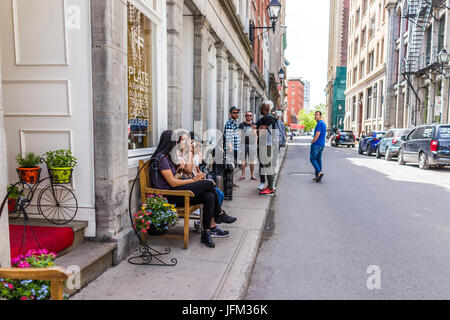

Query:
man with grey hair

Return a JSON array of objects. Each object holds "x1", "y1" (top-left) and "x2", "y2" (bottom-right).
[{"x1": 256, "y1": 101, "x2": 277, "y2": 195}]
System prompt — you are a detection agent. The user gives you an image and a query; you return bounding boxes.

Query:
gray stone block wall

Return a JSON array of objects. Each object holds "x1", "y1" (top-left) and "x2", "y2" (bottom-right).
[{"x1": 90, "y1": 0, "x2": 131, "y2": 262}]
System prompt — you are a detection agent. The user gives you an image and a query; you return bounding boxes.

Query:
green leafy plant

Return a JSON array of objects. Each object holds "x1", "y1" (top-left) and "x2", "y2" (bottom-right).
[
  {"x1": 134, "y1": 195, "x2": 179, "y2": 233},
  {"x1": 7, "y1": 184, "x2": 23, "y2": 199},
  {"x1": 15, "y1": 152, "x2": 41, "y2": 168},
  {"x1": 0, "y1": 249, "x2": 68, "y2": 300},
  {"x1": 44, "y1": 150, "x2": 77, "y2": 168}
]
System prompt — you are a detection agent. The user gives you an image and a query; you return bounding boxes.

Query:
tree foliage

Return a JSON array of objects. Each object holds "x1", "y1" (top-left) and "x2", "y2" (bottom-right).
[{"x1": 297, "y1": 104, "x2": 326, "y2": 132}]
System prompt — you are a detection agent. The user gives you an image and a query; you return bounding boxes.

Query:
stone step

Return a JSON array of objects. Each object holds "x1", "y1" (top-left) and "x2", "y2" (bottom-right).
[
  {"x1": 9, "y1": 218, "x2": 89, "y2": 257},
  {"x1": 55, "y1": 241, "x2": 117, "y2": 296}
]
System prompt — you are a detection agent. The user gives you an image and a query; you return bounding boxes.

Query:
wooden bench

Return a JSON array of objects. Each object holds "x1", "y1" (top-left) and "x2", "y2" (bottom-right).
[
  {"x1": 0, "y1": 267, "x2": 71, "y2": 300},
  {"x1": 139, "y1": 160, "x2": 202, "y2": 249}
]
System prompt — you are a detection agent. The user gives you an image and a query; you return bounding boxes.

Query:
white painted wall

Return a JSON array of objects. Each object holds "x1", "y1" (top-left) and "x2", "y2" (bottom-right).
[
  {"x1": 182, "y1": 14, "x2": 194, "y2": 132},
  {"x1": 0, "y1": 0, "x2": 96, "y2": 236},
  {"x1": 0, "y1": 44, "x2": 11, "y2": 268}
]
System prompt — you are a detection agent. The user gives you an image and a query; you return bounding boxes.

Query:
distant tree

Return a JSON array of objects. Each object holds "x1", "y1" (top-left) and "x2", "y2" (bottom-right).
[
  {"x1": 297, "y1": 109, "x2": 316, "y2": 132},
  {"x1": 297, "y1": 104, "x2": 326, "y2": 132}
]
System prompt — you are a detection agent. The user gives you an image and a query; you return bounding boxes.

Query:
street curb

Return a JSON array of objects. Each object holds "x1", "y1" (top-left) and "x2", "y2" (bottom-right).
[{"x1": 213, "y1": 145, "x2": 289, "y2": 300}]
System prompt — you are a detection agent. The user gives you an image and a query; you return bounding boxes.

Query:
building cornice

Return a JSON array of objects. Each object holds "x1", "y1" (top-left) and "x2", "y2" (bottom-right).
[{"x1": 218, "y1": 0, "x2": 254, "y2": 59}]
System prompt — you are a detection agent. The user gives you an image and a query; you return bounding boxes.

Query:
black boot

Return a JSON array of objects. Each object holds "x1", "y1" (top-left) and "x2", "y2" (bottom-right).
[{"x1": 201, "y1": 230, "x2": 215, "y2": 248}]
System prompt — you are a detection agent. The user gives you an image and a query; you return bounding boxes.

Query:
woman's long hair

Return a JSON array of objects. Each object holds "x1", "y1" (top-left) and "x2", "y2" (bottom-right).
[{"x1": 151, "y1": 130, "x2": 177, "y2": 163}]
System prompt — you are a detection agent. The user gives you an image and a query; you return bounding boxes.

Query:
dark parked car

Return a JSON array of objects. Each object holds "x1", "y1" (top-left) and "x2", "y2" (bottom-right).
[
  {"x1": 330, "y1": 130, "x2": 356, "y2": 148},
  {"x1": 376, "y1": 128, "x2": 412, "y2": 161},
  {"x1": 358, "y1": 131, "x2": 386, "y2": 156},
  {"x1": 398, "y1": 124, "x2": 450, "y2": 169}
]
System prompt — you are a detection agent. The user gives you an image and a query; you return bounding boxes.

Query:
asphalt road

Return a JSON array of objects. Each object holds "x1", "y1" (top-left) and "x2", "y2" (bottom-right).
[{"x1": 246, "y1": 136, "x2": 450, "y2": 300}]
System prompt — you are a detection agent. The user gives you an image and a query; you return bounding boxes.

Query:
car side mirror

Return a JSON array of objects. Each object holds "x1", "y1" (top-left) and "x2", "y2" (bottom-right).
[{"x1": 401, "y1": 136, "x2": 406, "y2": 141}]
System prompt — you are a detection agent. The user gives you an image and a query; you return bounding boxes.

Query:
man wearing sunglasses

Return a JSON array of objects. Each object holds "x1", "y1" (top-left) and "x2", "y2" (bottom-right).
[
  {"x1": 239, "y1": 112, "x2": 257, "y2": 181},
  {"x1": 223, "y1": 107, "x2": 241, "y2": 197}
]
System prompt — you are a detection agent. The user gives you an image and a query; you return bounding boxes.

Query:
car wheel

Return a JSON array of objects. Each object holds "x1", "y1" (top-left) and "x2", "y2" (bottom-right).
[
  {"x1": 366, "y1": 146, "x2": 372, "y2": 156},
  {"x1": 352, "y1": 144, "x2": 355, "y2": 148},
  {"x1": 398, "y1": 150, "x2": 406, "y2": 165},
  {"x1": 419, "y1": 152, "x2": 430, "y2": 170},
  {"x1": 385, "y1": 147, "x2": 393, "y2": 161},
  {"x1": 358, "y1": 145, "x2": 363, "y2": 155},
  {"x1": 376, "y1": 146, "x2": 382, "y2": 159}
]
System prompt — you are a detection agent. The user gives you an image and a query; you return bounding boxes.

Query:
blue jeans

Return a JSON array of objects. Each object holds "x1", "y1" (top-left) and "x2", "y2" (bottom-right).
[
  {"x1": 215, "y1": 188, "x2": 224, "y2": 206},
  {"x1": 310, "y1": 144, "x2": 325, "y2": 178}
]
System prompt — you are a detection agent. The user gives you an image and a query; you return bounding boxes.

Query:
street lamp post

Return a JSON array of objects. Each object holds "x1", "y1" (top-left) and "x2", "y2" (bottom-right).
[
  {"x1": 249, "y1": 0, "x2": 282, "y2": 44},
  {"x1": 278, "y1": 68, "x2": 286, "y2": 120}
]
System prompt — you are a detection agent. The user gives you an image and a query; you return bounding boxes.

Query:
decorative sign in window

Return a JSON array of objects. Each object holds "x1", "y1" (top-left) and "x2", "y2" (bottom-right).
[{"x1": 128, "y1": 3, "x2": 153, "y2": 150}]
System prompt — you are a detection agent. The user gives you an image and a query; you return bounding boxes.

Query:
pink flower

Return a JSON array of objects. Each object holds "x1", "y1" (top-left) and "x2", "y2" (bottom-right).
[
  {"x1": 20, "y1": 296, "x2": 29, "y2": 300},
  {"x1": 17, "y1": 261, "x2": 31, "y2": 268},
  {"x1": 142, "y1": 229, "x2": 147, "y2": 233}
]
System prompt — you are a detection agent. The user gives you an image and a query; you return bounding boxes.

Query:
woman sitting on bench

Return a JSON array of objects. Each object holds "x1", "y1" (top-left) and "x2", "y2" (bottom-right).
[{"x1": 150, "y1": 130, "x2": 237, "y2": 248}]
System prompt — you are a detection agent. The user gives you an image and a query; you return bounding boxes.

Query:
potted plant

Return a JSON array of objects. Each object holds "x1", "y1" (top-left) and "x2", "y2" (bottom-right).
[
  {"x1": 16, "y1": 152, "x2": 41, "y2": 184},
  {"x1": 133, "y1": 194, "x2": 179, "y2": 242},
  {"x1": 7, "y1": 184, "x2": 23, "y2": 214},
  {"x1": 44, "y1": 150, "x2": 77, "y2": 184},
  {"x1": 0, "y1": 249, "x2": 67, "y2": 300}
]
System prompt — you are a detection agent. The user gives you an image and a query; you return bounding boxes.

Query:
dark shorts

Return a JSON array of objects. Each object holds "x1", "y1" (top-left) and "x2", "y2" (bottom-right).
[{"x1": 240, "y1": 145, "x2": 257, "y2": 164}]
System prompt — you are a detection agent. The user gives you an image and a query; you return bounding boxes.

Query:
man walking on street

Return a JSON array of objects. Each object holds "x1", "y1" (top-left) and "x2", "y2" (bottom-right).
[
  {"x1": 239, "y1": 111, "x2": 257, "y2": 181},
  {"x1": 310, "y1": 111, "x2": 326, "y2": 183}
]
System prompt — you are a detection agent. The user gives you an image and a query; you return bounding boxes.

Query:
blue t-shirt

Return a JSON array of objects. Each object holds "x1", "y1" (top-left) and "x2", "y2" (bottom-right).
[{"x1": 313, "y1": 120, "x2": 327, "y2": 147}]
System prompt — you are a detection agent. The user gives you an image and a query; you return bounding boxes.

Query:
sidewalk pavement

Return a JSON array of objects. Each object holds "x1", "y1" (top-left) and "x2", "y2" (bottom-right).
[{"x1": 72, "y1": 146, "x2": 288, "y2": 300}]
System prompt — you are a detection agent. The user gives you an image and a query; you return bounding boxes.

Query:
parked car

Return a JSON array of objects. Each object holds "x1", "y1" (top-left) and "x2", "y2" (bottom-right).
[
  {"x1": 358, "y1": 131, "x2": 386, "y2": 156},
  {"x1": 330, "y1": 130, "x2": 356, "y2": 148},
  {"x1": 376, "y1": 128, "x2": 412, "y2": 161},
  {"x1": 398, "y1": 124, "x2": 450, "y2": 169}
]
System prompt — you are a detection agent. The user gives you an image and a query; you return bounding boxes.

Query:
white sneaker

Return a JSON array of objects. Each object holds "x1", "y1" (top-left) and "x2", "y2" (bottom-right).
[{"x1": 258, "y1": 183, "x2": 265, "y2": 191}]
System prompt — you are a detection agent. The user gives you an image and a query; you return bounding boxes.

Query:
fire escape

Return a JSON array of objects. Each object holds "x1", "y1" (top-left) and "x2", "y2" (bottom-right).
[{"x1": 400, "y1": 0, "x2": 448, "y2": 126}]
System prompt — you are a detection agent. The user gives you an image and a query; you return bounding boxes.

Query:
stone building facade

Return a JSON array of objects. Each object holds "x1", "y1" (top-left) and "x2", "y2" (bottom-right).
[
  {"x1": 385, "y1": 0, "x2": 450, "y2": 129},
  {"x1": 0, "y1": 0, "x2": 286, "y2": 263},
  {"x1": 345, "y1": 0, "x2": 388, "y2": 136},
  {"x1": 326, "y1": 0, "x2": 350, "y2": 131}
]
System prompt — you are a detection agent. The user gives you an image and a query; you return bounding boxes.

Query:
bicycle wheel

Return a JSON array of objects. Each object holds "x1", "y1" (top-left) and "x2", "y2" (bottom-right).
[{"x1": 37, "y1": 185, "x2": 78, "y2": 225}]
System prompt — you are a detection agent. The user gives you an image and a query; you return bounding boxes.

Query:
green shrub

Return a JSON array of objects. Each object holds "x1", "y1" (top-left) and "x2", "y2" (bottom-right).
[{"x1": 44, "y1": 150, "x2": 77, "y2": 168}]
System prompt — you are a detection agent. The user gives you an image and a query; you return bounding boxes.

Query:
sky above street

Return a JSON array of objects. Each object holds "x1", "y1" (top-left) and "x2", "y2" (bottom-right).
[{"x1": 285, "y1": 0, "x2": 330, "y2": 108}]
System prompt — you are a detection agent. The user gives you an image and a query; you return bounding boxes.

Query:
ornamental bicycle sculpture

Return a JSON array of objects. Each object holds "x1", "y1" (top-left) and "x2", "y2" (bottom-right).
[{"x1": 1, "y1": 150, "x2": 78, "y2": 226}]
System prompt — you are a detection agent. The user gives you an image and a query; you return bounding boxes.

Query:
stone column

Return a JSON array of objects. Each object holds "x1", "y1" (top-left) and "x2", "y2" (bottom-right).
[
  {"x1": 243, "y1": 78, "x2": 250, "y2": 113},
  {"x1": 427, "y1": 77, "x2": 436, "y2": 124},
  {"x1": 397, "y1": 89, "x2": 405, "y2": 128},
  {"x1": 193, "y1": 16, "x2": 209, "y2": 136},
  {"x1": 383, "y1": 0, "x2": 398, "y2": 128},
  {"x1": 250, "y1": 88, "x2": 256, "y2": 115},
  {"x1": 237, "y1": 68, "x2": 244, "y2": 114},
  {"x1": 442, "y1": 77, "x2": 449, "y2": 124},
  {"x1": 0, "y1": 50, "x2": 11, "y2": 267},
  {"x1": 228, "y1": 57, "x2": 237, "y2": 107},
  {"x1": 167, "y1": 0, "x2": 183, "y2": 129},
  {"x1": 215, "y1": 42, "x2": 228, "y2": 131},
  {"x1": 91, "y1": 0, "x2": 131, "y2": 261}
]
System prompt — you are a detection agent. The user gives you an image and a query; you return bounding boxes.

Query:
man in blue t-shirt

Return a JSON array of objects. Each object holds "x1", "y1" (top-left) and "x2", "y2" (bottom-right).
[{"x1": 310, "y1": 111, "x2": 327, "y2": 183}]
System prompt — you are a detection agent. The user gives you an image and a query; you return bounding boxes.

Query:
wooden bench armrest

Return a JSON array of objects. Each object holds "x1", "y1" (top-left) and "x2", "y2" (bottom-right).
[
  {"x1": 0, "y1": 266, "x2": 71, "y2": 281},
  {"x1": 142, "y1": 187, "x2": 195, "y2": 198}
]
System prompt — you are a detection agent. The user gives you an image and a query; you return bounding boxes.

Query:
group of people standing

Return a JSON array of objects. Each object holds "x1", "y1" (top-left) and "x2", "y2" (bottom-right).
[
  {"x1": 147, "y1": 101, "x2": 287, "y2": 248},
  {"x1": 223, "y1": 101, "x2": 286, "y2": 196}
]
